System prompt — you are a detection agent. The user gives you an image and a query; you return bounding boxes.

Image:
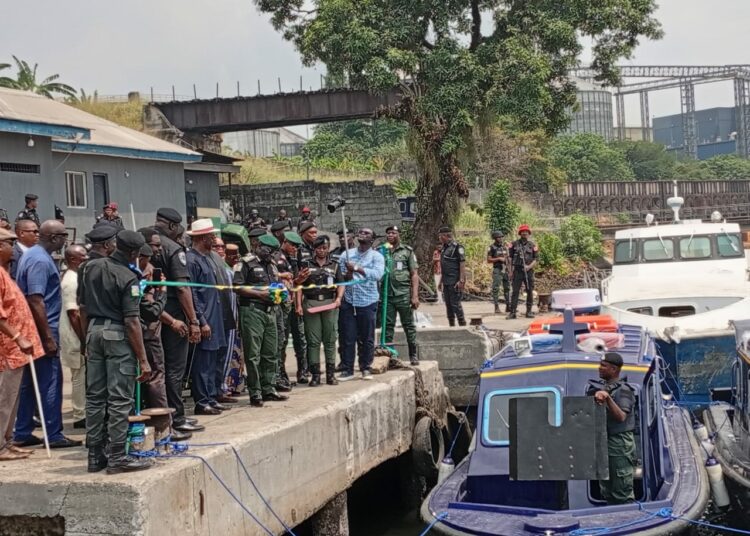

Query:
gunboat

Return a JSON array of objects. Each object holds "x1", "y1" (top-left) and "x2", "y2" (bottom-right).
[{"x1": 421, "y1": 290, "x2": 709, "y2": 536}]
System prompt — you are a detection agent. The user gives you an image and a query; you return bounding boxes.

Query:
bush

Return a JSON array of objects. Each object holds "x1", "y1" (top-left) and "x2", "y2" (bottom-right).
[
  {"x1": 484, "y1": 180, "x2": 520, "y2": 236},
  {"x1": 536, "y1": 232, "x2": 565, "y2": 272},
  {"x1": 456, "y1": 207, "x2": 487, "y2": 232},
  {"x1": 558, "y1": 213, "x2": 603, "y2": 262}
]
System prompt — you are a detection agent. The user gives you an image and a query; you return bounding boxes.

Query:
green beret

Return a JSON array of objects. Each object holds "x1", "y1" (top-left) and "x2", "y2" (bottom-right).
[
  {"x1": 283, "y1": 231, "x2": 303, "y2": 246},
  {"x1": 258, "y1": 234, "x2": 280, "y2": 249}
]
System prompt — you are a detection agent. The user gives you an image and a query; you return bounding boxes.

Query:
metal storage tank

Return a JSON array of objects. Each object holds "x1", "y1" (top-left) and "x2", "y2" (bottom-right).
[{"x1": 564, "y1": 78, "x2": 614, "y2": 141}]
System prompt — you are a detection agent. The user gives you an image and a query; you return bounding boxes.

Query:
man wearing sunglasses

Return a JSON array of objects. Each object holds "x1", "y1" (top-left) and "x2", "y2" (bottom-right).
[
  {"x1": 9, "y1": 219, "x2": 38, "y2": 280},
  {"x1": 13, "y1": 220, "x2": 81, "y2": 449}
]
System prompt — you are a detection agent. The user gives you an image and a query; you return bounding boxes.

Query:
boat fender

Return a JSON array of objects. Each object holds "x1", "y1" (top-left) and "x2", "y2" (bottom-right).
[
  {"x1": 412, "y1": 416, "x2": 445, "y2": 480},
  {"x1": 693, "y1": 422, "x2": 709, "y2": 442},
  {"x1": 705, "y1": 457, "x2": 730, "y2": 509},
  {"x1": 438, "y1": 456, "x2": 455, "y2": 484}
]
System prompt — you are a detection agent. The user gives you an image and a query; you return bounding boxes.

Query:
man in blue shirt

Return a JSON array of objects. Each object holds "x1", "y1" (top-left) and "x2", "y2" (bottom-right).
[
  {"x1": 14, "y1": 220, "x2": 81, "y2": 448},
  {"x1": 338, "y1": 228, "x2": 384, "y2": 381},
  {"x1": 186, "y1": 219, "x2": 228, "y2": 415}
]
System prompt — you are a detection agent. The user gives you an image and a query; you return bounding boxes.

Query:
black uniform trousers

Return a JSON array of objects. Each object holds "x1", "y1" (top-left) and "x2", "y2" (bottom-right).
[
  {"x1": 510, "y1": 269, "x2": 535, "y2": 314},
  {"x1": 161, "y1": 301, "x2": 190, "y2": 425},
  {"x1": 442, "y1": 282, "x2": 466, "y2": 326}
]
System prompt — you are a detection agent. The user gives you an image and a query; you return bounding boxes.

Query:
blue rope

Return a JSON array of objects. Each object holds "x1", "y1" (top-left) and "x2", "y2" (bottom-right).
[{"x1": 419, "y1": 511, "x2": 448, "y2": 536}]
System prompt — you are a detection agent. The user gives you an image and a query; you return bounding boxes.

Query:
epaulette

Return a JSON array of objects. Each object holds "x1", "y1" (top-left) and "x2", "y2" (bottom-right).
[{"x1": 241, "y1": 253, "x2": 258, "y2": 263}]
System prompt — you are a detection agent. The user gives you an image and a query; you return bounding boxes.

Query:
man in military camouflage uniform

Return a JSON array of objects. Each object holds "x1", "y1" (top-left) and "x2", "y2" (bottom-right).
[
  {"x1": 487, "y1": 231, "x2": 510, "y2": 314},
  {"x1": 507, "y1": 224, "x2": 538, "y2": 319},
  {"x1": 383, "y1": 226, "x2": 420, "y2": 365}
]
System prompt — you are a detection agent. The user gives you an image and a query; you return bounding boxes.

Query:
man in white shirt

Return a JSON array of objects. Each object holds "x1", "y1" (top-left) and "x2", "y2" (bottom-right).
[{"x1": 60, "y1": 245, "x2": 88, "y2": 428}]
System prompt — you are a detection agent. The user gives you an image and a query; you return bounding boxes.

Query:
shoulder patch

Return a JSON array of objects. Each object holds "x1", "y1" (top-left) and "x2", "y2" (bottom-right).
[
  {"x1": 130, "y1": 285, "x2": 140, "y2": 297},
  {"x1": 458, "y1": 247, "x2": 465, "y2": 255},
  {"x1": 178, "y1": 251, "x2": 187, "y2": 266}
]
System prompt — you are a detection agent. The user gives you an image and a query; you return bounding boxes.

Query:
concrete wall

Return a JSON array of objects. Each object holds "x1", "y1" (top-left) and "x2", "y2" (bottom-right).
[
  {"x1": 0, "y1": 132, "x2": 55, "y2": 221},
  {"x1": 52, "y1": 153, "x2": 186, "y2": 234},
  {"x1": 222, "y1": 180, "x2": 402, "y2": 233},
  {"x1": 185, "y1": 170, "x2": 220, "y2": 214}
]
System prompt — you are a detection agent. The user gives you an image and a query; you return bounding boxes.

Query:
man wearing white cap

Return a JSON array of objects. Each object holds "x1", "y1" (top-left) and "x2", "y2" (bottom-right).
[{"x1": 186, "y1": 219, "x2": 227, "y2": 415}]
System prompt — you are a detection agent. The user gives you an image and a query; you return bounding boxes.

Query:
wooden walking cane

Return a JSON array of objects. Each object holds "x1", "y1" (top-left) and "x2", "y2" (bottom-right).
[{"x1": 27, "y1": 356, "x2": 51, "y2": 458}]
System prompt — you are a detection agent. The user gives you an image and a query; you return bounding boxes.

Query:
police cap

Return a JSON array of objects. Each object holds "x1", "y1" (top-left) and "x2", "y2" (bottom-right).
[
  {"x1": 25, "y1": 194, "x2": 38, "y2": 201},
  {"x1": 385, "y1": 225, "x2": 400, "y2": 233},
  {"x1": 270, "y1": 220, "x2": 290, "y2": 232},
  {"x1": 312, "y1": 236, "x2": 329, "y2": 249},
  {"x1": 85, "y1": 224, "x2": 118, "y2": 243},
  {"x1": 116, "y1": 230, "x2": 146, "y2": 251},
  {"x1": 601, "y1": 352, "x2": 624, "y2": 368},
  {"x1": 258, "y1": 234, "x2": 280, "y2": 249},
  {"x1": 438, "y1": 226, "x2": 452, "y2": 234},
  {"x1": 248, "y1": 227, "x2": 268, "y2": 238},
  {"x1": 156, "y1": 207, "x2": 182, "y2": 224},
  {"x1": 139, "y1": 244, "x2": 153, "y2": 257},
  {"x1": 491, "y1": 230, "x2": 504, "y2": 239},
  {"x1": 298, "y1": 221, "x2": 316, "y2": 234},
  {"x1": 283, "y1": 231, "x2": 303, "y2": 246}
]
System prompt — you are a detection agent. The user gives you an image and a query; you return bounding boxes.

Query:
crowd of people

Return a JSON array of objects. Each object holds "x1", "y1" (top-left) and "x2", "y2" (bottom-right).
[{"x1": 0, "y1": 200, "x2": 425, "y2": 475}]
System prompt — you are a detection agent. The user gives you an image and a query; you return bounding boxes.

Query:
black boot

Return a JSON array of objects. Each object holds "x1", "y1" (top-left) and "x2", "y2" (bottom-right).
[
  {"x1": 494, "y1": 303, "x2": 500, "y2": 314},
  {"x1": 326, "y1": 368, "x2": 339, "y2": 386},
  {"x1": 87, "y1": 445, "x2": 108, "y2": 473},
  {"x1": 408, "y1": 342, "x2": 419, "y2": 366},
  {"x1": 297, "y1": 369, "x2": 309, "y2": 385},
  {"x1": 309, "y1": 364, "x2": 321, "y2": 387},
  {"x1": 106, "y1": 444, "x2": 153, "y2": 474},
  {"x1": 504, "y1": 293, "x2": 510, "y2": 312},
  {"x1": 506, "y1": 312, "x2": 517, "y2": 319}
]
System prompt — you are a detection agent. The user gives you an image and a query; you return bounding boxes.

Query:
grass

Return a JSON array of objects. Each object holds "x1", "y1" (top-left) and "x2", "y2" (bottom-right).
[
  {"x1": 235, "y1": 157, "x2": 394, "y2": 185},
  {"x1": 69, "y1": 99, "x2": 144, "y2": 131}
]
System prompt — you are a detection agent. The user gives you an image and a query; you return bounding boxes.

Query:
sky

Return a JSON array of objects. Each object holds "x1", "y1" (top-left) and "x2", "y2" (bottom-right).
[{"x1": 1, "y1": 0, "x2": 749, "y2": 130}]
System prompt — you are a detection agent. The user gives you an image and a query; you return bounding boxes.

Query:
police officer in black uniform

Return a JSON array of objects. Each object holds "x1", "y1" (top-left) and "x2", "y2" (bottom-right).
[
  {"x1": 151, "y1": 208, "x2": 203, "y2": 433},
  {"x1": 507, "y1": 224, "x2": 538, "y2": 319},
  {"x1": 15, "y1": 194, "x2": 40, "y2": 226},
  {"x1": 273, "y1": 209, "x2": 294, "y2": 230},
  {"x1": 79, "y1": 230, "x2": 153, "y2": 474},
  {"x1": 245, "y1": 209, "x2": 266, "y2": 230},
  {"x1": 438, "y1": 226, "x2": 466, "y2": 327},
  {"x1": 297, "y1": 221, "x2": 317, "y2": 265},
  {"x1": 487, "y1": 231, "x2": 510, "y2": 314}
]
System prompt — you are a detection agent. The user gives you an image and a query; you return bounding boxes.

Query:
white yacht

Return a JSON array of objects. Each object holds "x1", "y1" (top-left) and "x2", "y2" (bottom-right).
[{"x1": 601, "y1": 184, "x2": 750, "y2": 404}]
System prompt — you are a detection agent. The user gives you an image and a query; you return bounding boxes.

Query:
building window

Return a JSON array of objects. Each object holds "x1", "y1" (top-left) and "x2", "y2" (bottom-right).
[
  {"x1": 65, "y1": 171, "x2": 87, "y2": 208},
  {"x1": 0, "y1": 162, "x2": 41, "y2": 174}
]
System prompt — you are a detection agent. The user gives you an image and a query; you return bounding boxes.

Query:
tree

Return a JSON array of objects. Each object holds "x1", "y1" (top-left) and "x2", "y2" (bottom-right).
[
  {"x1": 558, "y1": 213, "x2": 604, "y2": 261},
  {"x1": 0, "y1": 56, "x2": 76, "y2": 99},
  {"x1": 0, "y1": 63, "x2": 11, "y2": 88},
  {"x1": 254, "y1": 0, "x2": 662, "y2": 264},
  {"x1": 484, "y1": 180, "x2": 520, "y2": 237},
  {"x1": 610, "y1": 139, "x2": 677, "y2": 181},
  {"x1": 547, "y1": 133, "x2": 635, "y2": 182},
  {"x1": 699, "y1": 154, "x2": 750, "y2": 180}
]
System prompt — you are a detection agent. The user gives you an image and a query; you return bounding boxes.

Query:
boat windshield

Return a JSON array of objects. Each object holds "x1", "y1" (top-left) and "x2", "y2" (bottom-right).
[
  {"x1": 482, "y1": 387, "x2": 561, "y2": 446},
  {"x1": 614, "y1": 232, "x2": 744, "y2": 264}
]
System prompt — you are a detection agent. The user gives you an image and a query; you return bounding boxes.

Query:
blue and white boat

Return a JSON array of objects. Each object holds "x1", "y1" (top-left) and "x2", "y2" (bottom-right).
[
  {"x1": 601, "y1": 184, "x2": 750, "y2": 405},
  {"x1": 421, "y1": 290, "x2": 708, "y2": 535}
]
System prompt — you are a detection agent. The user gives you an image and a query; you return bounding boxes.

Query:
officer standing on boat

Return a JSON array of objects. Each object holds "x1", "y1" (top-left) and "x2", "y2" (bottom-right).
[{"x1": 587, "y1": 352, "x2": 636, "y2": 505}]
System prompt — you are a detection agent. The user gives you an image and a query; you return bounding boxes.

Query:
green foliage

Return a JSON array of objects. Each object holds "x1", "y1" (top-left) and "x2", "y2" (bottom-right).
[
  {"x1": 392, "y1": 177, "x2": 417, "y2": 196},
  {"x1": 548, "y1": 134, "x2": 634, "y2": 182},
  {"x1": 70, "y1": 99, "x2": 144, "y2": 131},
  {"x1": 699, "y1": 154, "x2": 750, "y2": 180},
  {"x1": 558, "y1": 213, "x2": 604, "y2": 261},
  {"x1": 536, "y1": 232, "x2": 565, "y2": 272},
  {"x1": 484, "y1": 180, "x2": 520, "y2": 236},
  {"x1": 455, "y1": 207, "x2": 487, "y2": 232},
  {"x1": 610, "y1": 140, "x2": 677, "y2": 181},
  {"x1": 0, "y1": 56, "x2": 75, "y2": 99}
]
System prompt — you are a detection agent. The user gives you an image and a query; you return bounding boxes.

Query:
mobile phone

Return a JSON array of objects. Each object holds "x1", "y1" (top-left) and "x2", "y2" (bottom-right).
[{"x1": 152, "y1": 268, "x2": 163, "y2": 281}]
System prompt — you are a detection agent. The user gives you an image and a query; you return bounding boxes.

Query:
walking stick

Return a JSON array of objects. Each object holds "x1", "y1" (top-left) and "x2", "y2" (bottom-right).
[{"x1": 27, "y1": 356, "x2": 51, "y2": 458}]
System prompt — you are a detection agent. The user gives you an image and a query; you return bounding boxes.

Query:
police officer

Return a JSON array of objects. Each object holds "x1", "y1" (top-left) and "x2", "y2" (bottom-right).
[
  {"x1": 15, "y1": 194, "x2": 40, "y2": 226},
  {"x1": 84, "y1": 224, "x2": 118, "y2": 261},
  {"x1": 438, "y1": 227, "x2": 466, "y2": 327},
  {"x1": 273, "y1": 209, "x2": 294, "y2": 230},
  {"x1": 330, "y1": 229, "x2": 355, "y2": 265},
  {"x1": 233, "y1": 233, "x2": 289, "y2": 406},
  {"x1": 151, "y1": 208, "x2": 203, "y2": 433},
  {"x1": 79, "y1": 230, "x2": 153, "y2": 474},
  {"x1": 507, "y1": 224, "x2": 538, "y2": 319},
  {"x1": 296, "y1": 236, "x2": 344, "y2": 386},
  {"x1": 270, "y1": 225, "x2": 297, "y2": 392},
  {"x1": 297, "y1": 221, "x2": 317, "y2": 265},
  {"x1": 277, "y1": 230, "x2": 309, "y2": 385},
  {"x1": 297, "y1": 206, "x2": 315, "y2": 230},
  {"x1": 587, "y1": 352, "x2": 636, "y2": 505},
  {"x1": 270, "y1": 219, "x2": 290, "y2": 243},
  {"x1": 487, "y1": 231, "x2": 510, "y2": 314},
  {"x1": 245, "y1": 209, "x2": 266, "y2": 230},
  {"x1": 384, "y1": 226, "x2": 420, "y2": 365}
]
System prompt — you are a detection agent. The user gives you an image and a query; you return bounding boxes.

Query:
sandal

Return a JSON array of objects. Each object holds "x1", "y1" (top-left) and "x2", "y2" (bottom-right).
[
  {"x1": 9, "y1": 445, "x2": 34, "y2": 455},
  {"x1": 0, "y1": 450, "x2": 31, "y2": 461}
]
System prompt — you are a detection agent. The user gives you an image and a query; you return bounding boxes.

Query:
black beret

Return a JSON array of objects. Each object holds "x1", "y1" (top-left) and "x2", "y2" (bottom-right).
[
  {"x1": 156, "y1": 207, "x2": 182, "y2": 224},
  {"x1": 298, "y1": 221, "x2": 316, "y2": 233},
  {"x1": 312, "y1": 236, "x2": 329, "y2": 249},
  {"x1": 85, "y1": 224, "x2": 118, "y2": 243},
  {"x1": 25, "y1": 194, "x2": 38, "y2": 200},
  {"x1": 386, "y1": 225, "x2": 399, "y2": 233},
  {"x1": 248, "y1": 227, "x2": 268, "y2": 238},
  {"x1": 270, "y1": 220, "x2": 290, "y2": 232},
  {"x1": 491, "y1": 230, "x2": 504, "y2": 239},
  {"x1": 139, "y1": 244, "x2": 153, "y2": 257},
  {"x1": 117, "y1": 230, "x2": 146, "y2": 250},
  {"x1": 438, "y1": 226, "x2": 452, "y2": 234},
  {"x1": 602, "y1": 352, "x2": 624, "y2": 368}
]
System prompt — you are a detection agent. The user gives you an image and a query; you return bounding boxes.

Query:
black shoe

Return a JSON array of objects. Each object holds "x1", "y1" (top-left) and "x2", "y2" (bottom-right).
[
  {"x1": 249, "y1": 397, "x2": 264, "y2": 407},
  {"x1": 326, "y1": 371, "x2": 339, "y2": 386},
  {"x1": 494, "y1": 305, "x2": 500, "y2": 314},
  {"x1": 410, "y1": 357, "x2": 419, "y2": 366},
  {"x1": 334, "y1": 363, "x2": 345, "y2": 373},
  {"x1": 458, "y1": 321, "x2": 467, "y2": 327},
  {"x1": 50, "y1": 436, "x2": 83, "y2": 449},
  {"x1": 309, "y1": 374, "x2": 321, "y2": 387},
  {"x1": 262, "y1": 392, "x2": 289, "y2": 402},
  {"x1": 525, "y1": 312, "x2": 535, "y2": 318},
  {"x1": 14, "y1": 435, "x2": 43, "y2": 447},
  {"x1": 506, "y1": 313, "x2": 517, "y2": 319},
  {"x1": 297, "y1": 372, "x2": 309, "y2": 385},
  {"x1": 170, "y1": 429, "x2": 192, "y2": 442},
  {"x1": 174, "y1": 422, "x2": 205, "y2": 432},
  {"x1": 73, "y1": 418, "x2": 86, "y2": 429},
  {"x1": 210, "y1": 402, "x2": 232, "y2": 411},
  {"x1": 106, "y1": 455, "x2": 154, "y2": 474},
  {"x1": 87, "y1": 447, "x2": 108, "y2": 473},
  {"x1": 275, "y1": 383, "x2": 293, "y2": 392},
  {"x1": 195, "y1": 405, "x2": 221, "y2": 416}
]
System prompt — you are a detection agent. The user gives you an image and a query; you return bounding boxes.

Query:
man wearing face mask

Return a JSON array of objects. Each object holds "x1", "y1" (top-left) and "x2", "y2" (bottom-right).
[
  {"x1": 233, "y1": 232, "x2": 289, "y2": 407},
  {"x1": 338, "y1": 228, "x2": 385, "y2": 381}
]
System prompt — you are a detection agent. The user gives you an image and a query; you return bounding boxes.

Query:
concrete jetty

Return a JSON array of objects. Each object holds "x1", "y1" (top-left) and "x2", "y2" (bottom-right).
[{"x1": 0, "y1": 363, "x2": 447, "y2": 536}]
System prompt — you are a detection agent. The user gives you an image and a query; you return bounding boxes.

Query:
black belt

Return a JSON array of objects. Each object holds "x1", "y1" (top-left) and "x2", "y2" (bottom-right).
[
  {"x1": 239, "y1": 300, "x2": 274, "y2": 312},
  {"x1": 91, "y1": 318, "x2": 124, "y2": 327},
  {"x1": 304, "y1": 292, "x2": 336, "y2": 301}
]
